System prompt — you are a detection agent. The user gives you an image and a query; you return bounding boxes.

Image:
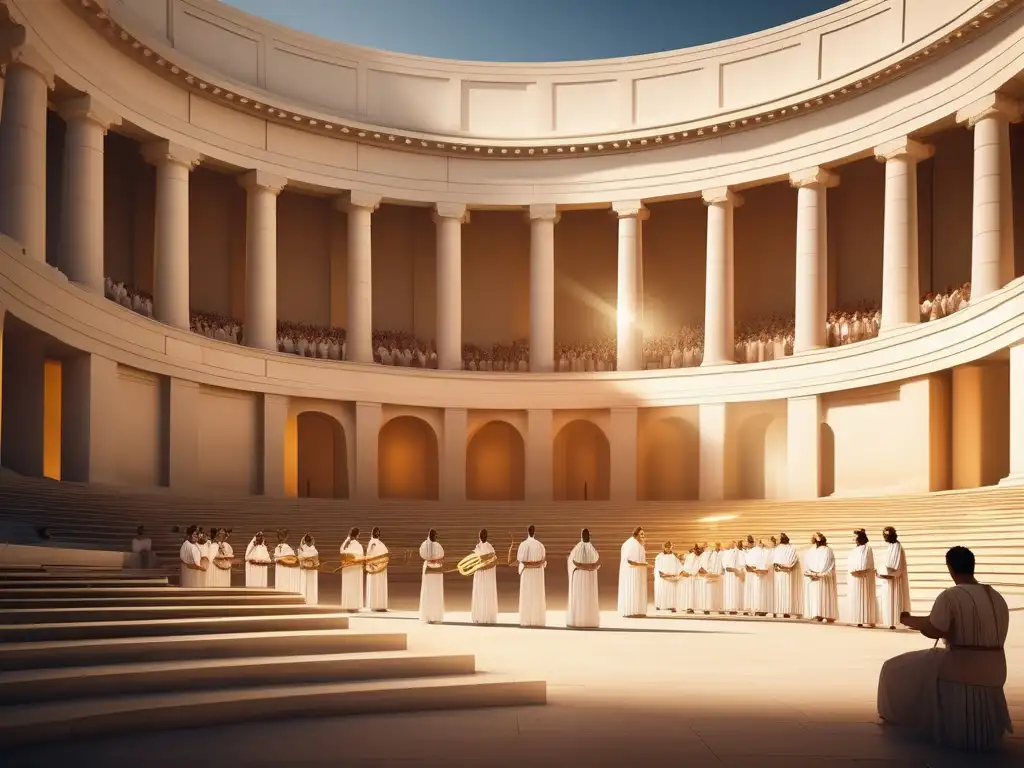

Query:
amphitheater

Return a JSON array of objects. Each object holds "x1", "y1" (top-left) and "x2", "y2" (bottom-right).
[{"x1": 1, "y1": 0, "x2": 1023, "y2": 764}]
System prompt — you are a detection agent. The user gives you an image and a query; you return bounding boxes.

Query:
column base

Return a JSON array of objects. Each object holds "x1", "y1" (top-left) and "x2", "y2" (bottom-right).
[
  {"x1": 700, "y1": 359, "x2": 736, "y2": 368},
  {"x1": 998, "y1": 474, "x2": 1024, "y2": 487}
]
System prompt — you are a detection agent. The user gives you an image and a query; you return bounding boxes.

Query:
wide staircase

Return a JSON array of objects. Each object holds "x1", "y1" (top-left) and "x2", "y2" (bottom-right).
[
  {"x1": 1, "y1": 471, "x2": 1023, "y2": 613},
  {"x1": 0, "y1": 569, "x2": 545, "y2": 747}
]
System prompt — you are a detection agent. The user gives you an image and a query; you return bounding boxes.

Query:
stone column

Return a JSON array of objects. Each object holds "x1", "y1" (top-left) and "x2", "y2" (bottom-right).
[
  {"x1": 528, "y1": 204, "x2": 558, "y2": 372},
  {"x1": 338, "y1": 192, "x2": 381, "y2": 363},
  {"x1": 0, "y1": 31, "x2": 54, "y2": 262},
  {"x1": 702, "y1": 188, "x2": 742, "y2": 366},
  {"x1": 525, "y1": 409, "x2": 553, "y2": 501},
  {"x1": 261, "y1": 393, "x2": 288, "y2": 496},
  {"x1": 610, "y1": 407, "x2": 638, "y2": 501},
  {"x1": 790, "y1": 168, "x2": 838, "y2": 353},
  {"x1": 442, "y1": 408, "x2": 468, "y2": 502},
  {"x1": 60, "y1": 353, "x2": 119, "y2": 484},
  {"x1": 698, "y1": 402, "x2": 727, "y2": 500},
  {"x1": 57, "y1": 96, "x2": 120, "y2": 293},
  {"x1": 612, "y1": 201, "x2": 648, "y2": 371},
  {"x1": 786, "y1": 395, "x2": 821, "y2": 499},
  {"x1": 0, "y1": 319, "x2": 45, "y2": 477},
  {"x1": 434, "y1": 203, "x2": 468, "y2": 371},
  {"x1": 1000, "y1": 345, "x2": 1024, "y2": 487},
  {"x1": 874, "y1": 137, "x2": 933, "y2": 330},
  {"x1": 354, "y1": 401, "x2": 381, "y2": 500},
  {"x1": 239, "y1": 171, "x2": 286, "y2": 351},
  {"x1": 956, "y1": 93, "x2": 1022, "y2": 301},
  {"x1": 163, "y1": 377, "x2": 200, "y2": 491},
  {"x1": 142, "y1": 141, "x2": 202, "y2": 331}
]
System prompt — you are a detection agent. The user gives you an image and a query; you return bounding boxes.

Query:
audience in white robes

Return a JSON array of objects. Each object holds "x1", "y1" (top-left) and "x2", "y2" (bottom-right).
[
  {"x1": 804, "y1": 532, "x2": 839, "y2": 622},
  {"x1": 877, "y1": 526, "x2": 911, "y2": 630},
  {"x1": 273, "y1": 529, "x2": 301, "y2": 595},
  {"x1": 418, "y1": 529, "x2": 445, "y2": 623},
  {"x1": 244, "y1": 531, "x2": 271, "y2": 588},
  {"x1": 516, "y1": 526, "x2": 547, "y2": 628},
  {"x1": 878, "y1": 546, "x2": 1011, "y2": 751},
  {"x1": 364, "y1": 527, "x2": 389, "y2": 612},
  {"x1": 846, "y1": 529, "x2": 879, "y2": 627},
  {"x1": 721, "y1": 541, "x2": 745, "y2": 614},
  {"x1": 339, "y1": 528, "x2": 365, "y2": 612},
  {"x1": 178, "y1": 526, "x2": 204, "y2": 588},
  {"x1": 771, "y1": 533, "x2": 803, "y2": 618},
  {"x1": 566, "y1": 529, "x2": 600, "y2": 629},
  {"x1": 653, "y1": 541, "x2": 681, "y2": 612},
  {"x1": 297, "y1": 533, "x2": 320, "y2": 605},
  {"x1": 470, "y1": 529, "x2": 499, "y2": 625},
  {"x1": 617, "y1": 527, "x2": 649, "y2": 618},
  {"x1": 132, "y1": 525, "x2": 156, "y2": 569}
]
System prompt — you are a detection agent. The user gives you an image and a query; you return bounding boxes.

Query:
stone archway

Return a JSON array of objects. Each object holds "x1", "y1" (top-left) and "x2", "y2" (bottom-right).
[
  {"x1": 735, "y1": 413, "x2": 788, "y2": 499},
  {"x1": 553, "y1": 419, "x2": 610, "y2": 501},
  {"x1": 296, "y1": 411, "x2": 348, "y2": 498},
  {"x1": 467, "y1": 421, "x2": 525, "y2": 500},
  {"x1": 820, "y1": 422, "x2": 836, "y2": 497},
  {"x1": 378, "y1": 415, "x2": 439, "y2": 500},
  {"x1": 640, "y1": 417, "x2": 700, "y2": 500}
]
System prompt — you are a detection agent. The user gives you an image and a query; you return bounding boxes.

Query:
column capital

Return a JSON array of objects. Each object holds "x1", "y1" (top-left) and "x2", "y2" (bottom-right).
[
  {"x1": 56, "y1": 94, "x2": 121, "y2": 132},
  {"x1": 702, "y1": 187, "x2": 743, "y2": 207},
  {"x1": 141, "y1": 140, "x2": 202, "y2": 171},
  {"x1": 335, "y1": 190, "x2": 382, "y2": 213},
  {"x1": 0, "y1": 27, "x2": 55, "y2": 89},
  {"x1": 238, "y1": 169, "x2": 287, "y2": 195},
  {"x1": 789, "y1": 167, "x2": 839, "y2": 190},
  {"x1": 611, "y1": 200, "x2": 649, "y2": 220},
  {"x1": 433, "y1": 202, "x2": 469, "y2": 224},
  {"x1": 527, "y1": 203, "x2": 560, "y2": 223},
  {"x1": 874, "y1": 136, "x2": 934, "y2": 163},
  {"x1": 956, "y1": 92, "x2": 1023, "y2": 128}
]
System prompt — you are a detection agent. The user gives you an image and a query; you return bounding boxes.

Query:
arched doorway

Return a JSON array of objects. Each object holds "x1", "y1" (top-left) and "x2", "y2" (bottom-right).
[
  {"x1": 296, "y1": 412, "x2": 348, "y2": 498},
  {"x1": 735, "y1": 414, "x2": 788, "y2": 499},
  {"x1": 378, "y1": 416, "x2": 439, "y2": 500},
  {"x1": 820, "y1": 422, "x2": 836, "y2": 497},
  {"x1": 467, "y1": 421, "x2": 525, "y2": 500},
  {"x1": 553, "y1": 419, "x2": 610, "y2": 501},
  {"x1": 640, "y1": 418, "x2": 699, "y2": 500}
]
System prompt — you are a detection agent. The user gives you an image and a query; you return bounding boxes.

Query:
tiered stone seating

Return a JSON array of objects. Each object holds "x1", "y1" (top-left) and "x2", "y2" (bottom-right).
[{"x1": 1, "y1": 472, "x2": 1021, "y2": 614}]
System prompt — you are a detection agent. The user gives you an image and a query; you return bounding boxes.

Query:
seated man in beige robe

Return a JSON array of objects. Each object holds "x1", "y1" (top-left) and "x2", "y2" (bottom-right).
[{"x1": 877, "y1": 546, "x2": 1012, "y2": 751}]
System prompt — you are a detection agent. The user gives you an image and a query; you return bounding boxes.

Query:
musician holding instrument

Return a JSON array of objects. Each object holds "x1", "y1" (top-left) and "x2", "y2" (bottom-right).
[
  {"x1": 212, "y1": 527, "x2": 235, "y2": 589},
  {"x1": 567, "y1": 529, "x2": 600, "y2": 629},
  {"x1": 365, "y1": 527, "x2": 389, "y2": 612},
  {"x1": 419, "y1": 529, "x2": 445, "y2": 624},
  {"x1": 470, "y1": 529, "x2": 499, "y2": 624},
  {"x1": 339, "y1": 528, "x2": 364, "y2": 612},
  {"x1": 653, "y1": 541, "x2": 682, "y2": 613},
  {"x1": 198, "y1": 528, "x2": 217, "y2": 589},
  {"x1": 179, "y1": 525, "x2": 205, "y2": 588},
  {"x1": 516, "y1": 525, "x2": 547, "y2": 628},
  {"x1": 618, "y1": 527, "x2": 650, "y2": 618},
  {"x1": 273, "y1": 529, "x2": 301, "y2": 595},
  {"x1": 297, "y1": 533, "x2": 320, "y2": 605},
  {"x1": 245, "y1": 531, "x2": 272, "y2": 588}
]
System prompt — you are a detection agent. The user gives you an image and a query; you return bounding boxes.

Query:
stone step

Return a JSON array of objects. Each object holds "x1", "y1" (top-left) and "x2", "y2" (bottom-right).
[
  {"x1": 0, "y1": 673, "x2": 547, "y2": 747},
  {"x1": 0, "y1": 593, "x2": 308, "y2": 609},
  {"x1": 0, "y1": 651, "x2": 477, "y2": 705},
  {"x1": 0, "y1": 612, "x2": 352, "y2": 643},
  {"x1": 0, "y1": 603, "x2": 342, "y2": 624},
  {"x1": 0, "y1": 629, "x2": 406, "y2": 671},
  {"x1": 0, "y1": 587, "x2": 290, "y2": 600},
  {"x1": 0, "y1": 578, "x2": 169, "y2": 589}
]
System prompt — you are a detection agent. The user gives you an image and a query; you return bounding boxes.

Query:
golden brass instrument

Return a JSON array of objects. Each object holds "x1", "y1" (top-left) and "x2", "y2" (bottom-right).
[
  {"x1": 299, "y1": 557, "x2": 321, "y2": 570},
  {"x1": 329, "y1": 549, "x2": 408, "y2": 574},
  {"x1": 276, "y1": 554, "x2": 299, "y2": 567},
  {"x1": 213, "y1": 558, "x2": 242, "y2": 571},
  {"x1": 451, "y1": 551, "x2": 499, "y2": 576}
]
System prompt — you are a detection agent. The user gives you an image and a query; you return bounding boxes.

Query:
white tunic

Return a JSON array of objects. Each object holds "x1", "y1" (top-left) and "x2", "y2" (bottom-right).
[
  {"x1": 419, "y1": 540, "x2": 445, "y2": 622},
  {"x1": 803, "y1": 545, "x2": 839, "y2": 620},
  {"x1": 364, "y1": 537, "x2": 389, "y2": 611},
  {"x1": 339, "y1": 538, "x2": 365, "y2": 611},
  {"x1": 845, "y1": 544, "x2": 879, "y2": 625},
  {"x1": 744, "y1": 545, "x2": 772, "y2": 613},
  {"x1": 678, "y1": 552, "x2": 699, "y2": 612},
  {"x1": 653, "y1": 552, "x2": 681, "y2": 611},
  {"x1": 757, "y1": 546, "x2": 776, "y2": 614},
  {"x1": 274, "y1": 543, "x2": 301, "y2": 594},
  {"x1": 244, "y1": 539, "x2": 270, "y2": 588},
  {"x1": 617, "y1": 537, "x2": 648, "y2": 617},
  {"x1": 470, "y1": 541, "x2": 499, "y2": 625},
  {"x1": 200, "y1": 541, "x2": 218, "y2": 589},
  {"x1": 212, "y1": 541, "x2": 233, "y2": 588},
  {"x1": 567, "y1": 541, "x2": 600, "y2": 628},
  {"x1": 179, "y1": 541, "x2": 201, "y2": 588},
  {"x1": 696, "y1": 548, "x2": 724, "y2": 612},
  {"x1": 877, "y1": 541, "x2": 911, "y2": 627},
  {"x1": 297, "y1": 544, "x2": 319, "y2": 605},
  {"x1": 721, "y1": 547, "x2": 745, "y2": 612},
  {"x1": 771, "y1": 543, "x2": 803, "y2": 616},
  {"x1": 517, "y1": 537, "x2": 547, "y2": 627}
]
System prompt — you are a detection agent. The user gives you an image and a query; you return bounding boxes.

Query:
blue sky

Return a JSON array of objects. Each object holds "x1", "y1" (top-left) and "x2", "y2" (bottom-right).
[{"x1": 224, "y1": 0, "x2": 846, "y2": 62}]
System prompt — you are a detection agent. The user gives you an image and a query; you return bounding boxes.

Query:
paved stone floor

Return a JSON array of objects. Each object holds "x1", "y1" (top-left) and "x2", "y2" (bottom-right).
[{"x1": 9, "y1": 579, "x2": 1023, "y2": 767}]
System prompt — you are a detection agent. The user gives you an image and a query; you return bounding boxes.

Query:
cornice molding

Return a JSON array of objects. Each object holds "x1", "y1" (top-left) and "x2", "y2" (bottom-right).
[{"x1": 58, "y1": 0, "x2": 1023, "y2": 161}]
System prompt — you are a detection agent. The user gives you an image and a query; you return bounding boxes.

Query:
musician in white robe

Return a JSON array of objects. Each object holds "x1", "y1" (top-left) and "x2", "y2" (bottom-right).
[
  {"x1": 338, "y1": 527, "x2": 364, "y2": 612},
  {"x1": 877, "y1": 526, "x2": 911, "y2": 630},
  {"x1": 211, "y1": 528, "x2": 234, "y2": 588},
  {"x1": 653, "y1": 541, "x2": 681, "y2": 612},
  {"x1": 198, "y1": 529, "x2": 218, "y2": 589},
  {"x1": 678, "y1": 545, "x2": 699, "y2": 613},
  {"x1": 803, "y1": 532, "x2": 838, "y2": 622},
  {"x1": 244, "y1": 531, "x2": 271, "y2": 588},
  {"x1": 845, "y1": 529, "x2": 878, "y2": 627},
  {"x1": 364, "y1": 527, "x2": 389, "y2": 612},
  {"x1": 758, "y1": 538, "x2": 777, "y2": 615},
  {"x1": 743, "y1": 536, "x2": 769, "y2": 615},
  {"x1": 771, "y1": 533, "x2": 802, "y2": 618},
  {"x1": 273, "y1": 529, "x2": 301, "y2": 594},
  {"x1": 296, "y1": 533, "x2": 320, "y2": 605},
  {"x1": 418, "y1": 529, "x2": 445, "y2": 623},
  {"x1": 878, "y1": 546, "x2": 1012, "y2": 751},
  {"x1": 470, "y1": 529, "x2": 498, "y2": 625},
  {"x1": 567, "y1": 529, "x2": 600, "y2": 629},
  {"x1": 618, "y1": 527, "x2": 649, "y2": 618},
  {"x1": 516, "y1": 525, "x2": 547, "y2": 627},
  {"x1": 721, "y1": 541, "x2": 745, "y2": 614},
  {"x1": 179, "y1": 526, "x2": 204, "y2": 588},
  {"x1": 696, "y1": 542, "x2": 724, "y2": 614}
]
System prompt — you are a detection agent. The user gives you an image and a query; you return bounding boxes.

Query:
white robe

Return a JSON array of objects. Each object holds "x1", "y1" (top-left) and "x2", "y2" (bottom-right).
[
  {"x1": 744, "y1": 545, "x2": 772, "y2": 613},
  {"x1": 696, "y1": 549, "x2": 724, "y2": 613},
  {"x1": 297, "y1": 544, "x2": 319, "y2": 605},
  {"x1": 567, "y1": 541, "x2": 600, "y2": 628},
  {"x1": 244, "y1": 539, "x2": 270, "y2": 588},
  {"x1": 678, "y1": 552, "x2": 699, "y2": 612},
  {"x1": 721, "y1": 547, "x2": 745, "y2": 612},
  {"x1": 274, "y1": 543, "x2": 301, "y2": 594},
  {"x1": 470, "y1": 541, "x2": 499, "y2": 625},
  {"x1": 179, "y1": 541, "x2": 201, "y2": 588},
  {"x1": 877, "y1": 541, "x2": 911, "y2": 628},
  {"x1": 200, "y1": 541, "x2": 218, "y2": 589},
  {"x1": 653, "y1": 552, "x2": 681, "y2": 611},
  {"x1": 803, "y1": 545, "x2": 839, "y2": 620},
  {"x1": 617, "y1": 537, "x2": 648, "y2": 617},
  {"x1": 364, "y1": 537, "x2": 389, "y2": 611},
  {"x1": 212, "y1": 541, "x2": 233, "y2": 588},
  {"x1": 845, "y1": 544, "x2": 879, "y2": 625},
  {"x1": 418, "y1": 540, "x2": 445, "y2": 623},
  {"x1": 339, "y1": 538, "x2": 365, "y2": 611},
  {"x1": 757, "y1": 546, "x2": 776, "y2": 614},
  {"x1": 516, "y1": 537, "x2": 547, "y2": 627},
  {"x1": 771, "y1": 543, "x2": 803, "y2": 616}
]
